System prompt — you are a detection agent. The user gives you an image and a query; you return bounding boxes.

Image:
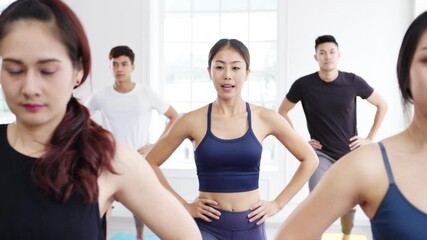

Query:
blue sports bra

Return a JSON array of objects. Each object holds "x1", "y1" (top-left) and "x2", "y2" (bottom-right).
[
  {"x1": 370, "y1": 142, "x2": 427, "y2": 239},
  {"x1": 194, "y1": 103, "x2": 263, "y2": 193}
]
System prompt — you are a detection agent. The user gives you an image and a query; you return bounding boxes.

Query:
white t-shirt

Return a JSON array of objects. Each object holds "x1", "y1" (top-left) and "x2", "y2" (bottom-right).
[{"x1": 85, "y1": 83, "x2": 169, "y2": 149}]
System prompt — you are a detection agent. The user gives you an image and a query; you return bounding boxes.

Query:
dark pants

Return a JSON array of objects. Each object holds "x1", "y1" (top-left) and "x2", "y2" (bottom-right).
[{"x1": 195, "y1": 208, "x2": 267, "y2": 240}]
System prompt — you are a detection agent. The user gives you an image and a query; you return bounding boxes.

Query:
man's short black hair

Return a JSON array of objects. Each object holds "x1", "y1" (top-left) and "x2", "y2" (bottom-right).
[
  {"x1": 109, "y1": 45, "x2": 135, "y2": 64},
  {"x1": 315, "y1": 35, "x2": 339, "y2": 50}
]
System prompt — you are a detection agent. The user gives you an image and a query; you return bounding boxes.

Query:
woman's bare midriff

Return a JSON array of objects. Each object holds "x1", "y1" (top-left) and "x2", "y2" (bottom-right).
[{"x1": 199, "y1": 189, "x2": 260, "y2": 212}]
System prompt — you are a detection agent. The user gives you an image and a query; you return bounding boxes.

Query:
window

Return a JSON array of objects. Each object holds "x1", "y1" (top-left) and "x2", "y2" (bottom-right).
[
  {"x1": 0, "y1": 87, "x2": 15, "y2": 123},
  {"x1": 160, "y1": 0, "x2": 279, "y2": 167}
]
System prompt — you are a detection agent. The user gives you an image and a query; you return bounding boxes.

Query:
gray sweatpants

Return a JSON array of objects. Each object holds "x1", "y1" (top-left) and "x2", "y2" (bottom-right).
[{"x1": 309, "y1": 151, "x2": 356, "y2": 235}]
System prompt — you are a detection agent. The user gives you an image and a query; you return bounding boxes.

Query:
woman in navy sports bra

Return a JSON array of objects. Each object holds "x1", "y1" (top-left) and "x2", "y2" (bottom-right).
[
  {"x1": 275, "y1": 11, "x2": 427, "y2": 240},
  {"x1": 146, "y1": 39, "x2": 319, "y2": 239},
  {"x1": 0, "y1": 1, "x2": 200, "y2": 239}
]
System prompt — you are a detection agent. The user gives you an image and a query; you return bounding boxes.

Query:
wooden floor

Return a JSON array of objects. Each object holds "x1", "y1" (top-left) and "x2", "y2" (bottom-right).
[{"x1": 107, "y1": 216, "x2": 373, "y2": 240}]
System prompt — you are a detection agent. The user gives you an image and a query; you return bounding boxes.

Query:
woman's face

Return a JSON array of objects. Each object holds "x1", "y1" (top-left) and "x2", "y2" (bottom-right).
[
  {"x1": 410, "y1": 29, "x2": 427, "y2": 114},
  {"x1": 0, "y1": 20, "x2": 82, "y2": 128},
  {"x1": 208, "y1": 47, "x2": 249, "y2": 100}
]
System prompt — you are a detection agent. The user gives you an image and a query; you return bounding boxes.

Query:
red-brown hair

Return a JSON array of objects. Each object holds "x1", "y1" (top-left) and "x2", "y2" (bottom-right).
[{"x1": 0, "y1": 0, "x2": 116, "y2": 203}]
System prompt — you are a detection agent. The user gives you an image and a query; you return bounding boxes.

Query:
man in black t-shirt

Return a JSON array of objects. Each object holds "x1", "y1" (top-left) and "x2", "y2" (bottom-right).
[{"x1": 279, "y1": 35, "x2": 388, "y2": 240}]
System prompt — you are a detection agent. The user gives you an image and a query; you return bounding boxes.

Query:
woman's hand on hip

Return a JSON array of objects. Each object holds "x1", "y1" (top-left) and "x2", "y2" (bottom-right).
[
  {"x1": 248, "y1": 200, "x2": 281, "y2": 225},
  {"x1": 185, "y1": 198, "x2": 221, "y2": 222}
]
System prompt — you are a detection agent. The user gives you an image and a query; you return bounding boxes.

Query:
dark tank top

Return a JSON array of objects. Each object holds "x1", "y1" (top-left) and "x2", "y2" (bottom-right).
[
  {"x1": 370, "y1": 142, "x2": 427, "y2": 239},
  {"x1": 194, "y1": 103, "x2": 263, "y2": 192},
  {"x1": 0, "y1": 124, "x2": 106, "y2": 240}
]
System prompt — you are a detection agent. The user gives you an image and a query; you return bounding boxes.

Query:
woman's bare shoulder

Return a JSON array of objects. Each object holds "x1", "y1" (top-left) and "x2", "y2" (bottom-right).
[
  {"x1": 181, "y1": 105, "x2": 209, "y2": 118},
  {"x1": 338, "y1": 143, "x2": 384, "y2": 171},
  {"x1": 333, "y1": 143, "x2": 389, "y2": 196},
  {"x1": 174, "y1": 105, "x2": 209, "y2": 131},
  {"x1": 247, "y1": 103, "x2": 279, "y2": 120},
  {"x1": 103, "y1": 143, "x2": 144, "y2": 176},
  {"x1": 97, "y1": 143, "x2": 144, "y2": 204}
]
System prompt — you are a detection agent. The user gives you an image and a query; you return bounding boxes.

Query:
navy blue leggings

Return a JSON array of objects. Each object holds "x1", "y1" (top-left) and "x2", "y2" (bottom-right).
[{"x1": 195, "y1": 208, "x2": 266, "y2": 240}]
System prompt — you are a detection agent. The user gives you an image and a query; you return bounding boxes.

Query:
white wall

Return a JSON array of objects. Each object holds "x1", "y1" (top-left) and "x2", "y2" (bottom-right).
[
  {"x1": 66, "y1": 0, "x2": 419, "y2": 228},
  {"x1": 65, "y1": 0, "x2": 148, "y2": 102},
  {"x1": 415, "y1": 0, "x2": 427, "y2": 16}
]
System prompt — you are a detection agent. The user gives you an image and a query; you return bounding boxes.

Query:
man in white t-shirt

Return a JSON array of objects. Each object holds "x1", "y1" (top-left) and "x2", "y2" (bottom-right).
[{"x1": 86, "y1": 45, "x2": 179, "y2": 240}]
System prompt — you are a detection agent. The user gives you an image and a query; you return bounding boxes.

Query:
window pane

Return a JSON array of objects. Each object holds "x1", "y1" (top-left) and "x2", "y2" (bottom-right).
[
  {"x1": 164, "y1": 13, "x2": 192, "y2": 42},
  {"x1": 0, "y1": 89, "x2": 6, "y2": 111},
  {"x1": 164, "y1": 79, "x2": 192, "y2": 102},
  {"x1": 249, "y1": 12, "x2": 277, "y2": 41},
  {"x1": 192, "y1": 81, "x2": 216, "y2": 102},
  {"x1": 250, "y1": 42, "x2": 277, "y2": 72},
  {"x1": 250, "y1": 0, "x2": 277, "y2": 10},
  {"x1": 164, "y1": 43, "x2": 192, "y2": 73},
  {"x1": 192, "y1": 70, "x2": 211, "y2": 83},
  {"x1": 248, "y1": 42, "x2": 277, "y2": 104},
  {"x1": 161, "y1": 139, "x2": 194, "y2": 167},
  {"x1": 165, "y1": 0, "x2": 191, "y2": 11},
  {"x1": 192, "y1": 43, "x2": 212, "y2": 72},
  {"x1": 191, "y1": 101, "x2": 209, "y2": 109},
  {"x1": 193, "y1": 13, "x2": 220, "y2": 41},
  {"x1": 168, "y1": 102, "x2": 192, "y2": 114},
  {"x1": 194, "y1": 0, "x2": 219, "y2": 11},
  {"x1": 0, "y1": 92, "x2": 10, "y2": 112},
  {"x1": 247, "y1": 71, "x2": 277, "y2": 103},
  {"x1": 222, "y1": 0, "x2": 248, "y2": 11},
  {"x1": 220, "y1": 12, "x2": 248, "y2": 41},
  {"x1": 0, "y1": 88, "x2": 15, "y2": 124},
  {"x1": 241, "y1": 83, "x2": 249, "y2": 101},
  {"x1": 261, "y1": 136, "x2": 276, "y2": 164}
]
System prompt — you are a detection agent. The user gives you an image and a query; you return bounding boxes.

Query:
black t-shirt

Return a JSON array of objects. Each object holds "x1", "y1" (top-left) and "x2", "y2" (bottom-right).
[
  {"x1": 0, "y1": 124, "x2": 106, "y2": 240},
  {"x1": 286, "y1": 71, "x2": 373, "y2": 160}
]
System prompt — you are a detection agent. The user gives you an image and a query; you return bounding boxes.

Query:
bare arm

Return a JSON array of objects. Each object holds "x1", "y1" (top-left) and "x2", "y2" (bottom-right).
[
  {"x1": 138, "y1": 106, "x2": 180, "y2": 156},
  {"x1": 365, "y1": 90, "x2": 388, "y2": 140},
  {"x1": 278, "y1": 97, "x2": 297, "y2": 128},
  {"x1": 269, "y1": 111, "x2": 318, "y2": 208},
  {"x1": 112, "y1": 145, "x2": 201, "y2": 240},
  {"x1": 349, "y1": 91, "x2": 388, "y2": 150},
  {"x1": 146, "y1": 110, "x2": 222, "y2": 221},
  {"x1": 145, "y1": 114, "x2": 192, "y2": 205},
  {"x1": 160, "y1": 106, "x2": 180, "y2": 137},
  {"x1": 275, "y1": 144, "x2": 382, "y2": 240},
  {"x1": 279, "y1": 97, "x2": 323, "y2": 150},
  {"x1": 249, "y1": 109, "x2": 319, "y2": 224}
]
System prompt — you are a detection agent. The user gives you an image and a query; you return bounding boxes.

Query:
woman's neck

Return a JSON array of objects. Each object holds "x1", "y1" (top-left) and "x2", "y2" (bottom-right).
[
  {"x1": 213, "y1": 98, "x2": 246, "y2": 115},
  {"x1": 8, "y1": 122, "x2": 51, "y2": 158},
  {"x1": 407, "y1": 110, "x2": 427, "y2": 146}
]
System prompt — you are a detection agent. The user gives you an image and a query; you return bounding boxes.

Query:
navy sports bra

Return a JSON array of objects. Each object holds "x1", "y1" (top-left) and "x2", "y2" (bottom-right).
[
  {"x1": 194, "y1": 103, "x2": 263, "y2": 192},
  {"x1": 370, "y1": 142, "x2": 427, "y2": 239}
]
